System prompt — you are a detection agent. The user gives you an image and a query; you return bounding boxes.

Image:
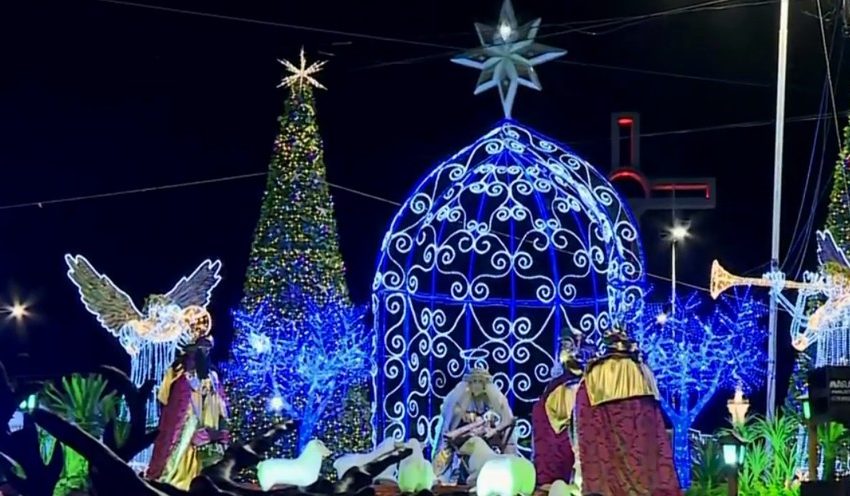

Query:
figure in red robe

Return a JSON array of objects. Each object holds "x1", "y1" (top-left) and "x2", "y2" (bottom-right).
[
  {"x1": 576, "y1": 328, "x2": 681, "y2": 496},
  {"x1": 146, "y1": 335, "x2": 229, "y2": 490},
  {"x1": 532, "y1": 333, "x2": 583, "y2": 488}
]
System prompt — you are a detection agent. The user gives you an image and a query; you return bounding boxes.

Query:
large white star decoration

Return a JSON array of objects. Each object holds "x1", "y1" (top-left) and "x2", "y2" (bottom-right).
[
  {"x1": 452, "y1": 0, "x2": 566, "y2": 118},
  {"x1": 277, "y1": 47, "x2": 327, "y2": 91}
]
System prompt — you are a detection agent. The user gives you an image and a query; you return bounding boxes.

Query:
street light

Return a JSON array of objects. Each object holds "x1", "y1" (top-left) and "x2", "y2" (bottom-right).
[
  {"x1": 670, "y1": 225, "x2": 689, "y2": 241},
  {"x1": 719, "y1": 432, "x2": 746, "y2": 496},
  {"x1": 4, "y1": 299, "x2": 30, "y2": 323},
  {"x1": 9, "y1": 302, "x2": 27, "y2": 320}
]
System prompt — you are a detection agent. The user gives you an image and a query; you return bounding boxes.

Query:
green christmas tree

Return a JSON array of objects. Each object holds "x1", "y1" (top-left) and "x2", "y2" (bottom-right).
[
  {"x1": 224, "y1": 50, "x2": 372, "y2": 472},
  {"x1": 785, "y1": 120, "x2": 850, "y2": 414}
]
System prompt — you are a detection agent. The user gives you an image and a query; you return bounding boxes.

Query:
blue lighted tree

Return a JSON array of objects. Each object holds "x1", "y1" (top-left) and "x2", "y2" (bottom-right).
[
  {"x1": 635, "y1": 288, "x2": 767, "y2": 488},
  {"x1": 229, "y1": 288, "x2": 374, "y2": 453}
]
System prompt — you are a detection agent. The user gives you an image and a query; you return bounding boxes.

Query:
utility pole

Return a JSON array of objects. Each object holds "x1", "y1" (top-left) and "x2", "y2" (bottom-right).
[{"x1": 767, "y1": 0, "x2": 790, "y2": 420}]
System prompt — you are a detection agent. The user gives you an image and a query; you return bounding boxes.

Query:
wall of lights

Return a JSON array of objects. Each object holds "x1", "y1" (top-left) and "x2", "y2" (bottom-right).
[
  {"x1": 637, "y1": 289, "x2": 767, "y2": 488},
  {"x1": 371, "y1": 120, "x2": 646, "y2": 452}
]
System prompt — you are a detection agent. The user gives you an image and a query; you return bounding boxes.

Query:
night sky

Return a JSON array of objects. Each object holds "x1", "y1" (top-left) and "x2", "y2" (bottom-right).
[{"x1": 1, "y1": 0, "x2": 846, "y2": 428}]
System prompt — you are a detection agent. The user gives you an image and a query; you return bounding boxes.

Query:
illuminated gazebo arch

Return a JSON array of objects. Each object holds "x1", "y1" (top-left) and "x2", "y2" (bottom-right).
[{"x1": 371, "y1": 120, "x2": 646, "y2": 450}]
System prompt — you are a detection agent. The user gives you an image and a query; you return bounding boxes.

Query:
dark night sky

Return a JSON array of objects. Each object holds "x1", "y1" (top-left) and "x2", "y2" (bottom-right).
[{"x1": 0, "y1": 0, "x2": 846, "y2": 426}]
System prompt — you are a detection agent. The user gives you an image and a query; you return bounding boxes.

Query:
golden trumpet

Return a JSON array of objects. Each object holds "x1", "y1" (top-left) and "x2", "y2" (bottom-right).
[{"x1": 709, "y1": 260, "x2": 822, "y2": 300}]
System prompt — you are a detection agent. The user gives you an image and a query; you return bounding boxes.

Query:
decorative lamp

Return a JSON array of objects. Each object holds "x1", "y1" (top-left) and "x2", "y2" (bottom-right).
[
  {"x1": 726, "y1": 385, "x2": 750, "y2": 425},
  {"x1": 800, "y1": 393, "x2": 811, "y2": 421},
  {"x1": 719, "y1": 432, "x2": 746, "y2": 467}
]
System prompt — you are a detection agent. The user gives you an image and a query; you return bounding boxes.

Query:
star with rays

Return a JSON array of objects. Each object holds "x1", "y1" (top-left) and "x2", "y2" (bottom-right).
[
  {"x1": 452, "y1": 0, "x2": 565, "y2": 118},
  {"x1": 277, "y1": 47, "x2": 327, "y2": 90}
]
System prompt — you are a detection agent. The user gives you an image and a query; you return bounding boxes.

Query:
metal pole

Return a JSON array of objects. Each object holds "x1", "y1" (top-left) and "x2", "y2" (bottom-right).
[
  {"x1": 808, "y1": 421, "x2": 819, "y2": 480},
  {"x1": 672, "y1": 241, "x2": 677, "y2": 317},
  {"x1": 767, "y1": 0, "x2": 790, "y2": 420},
  {"x1": 727, "y1": 466, "x2": 739, "y2": 496}
]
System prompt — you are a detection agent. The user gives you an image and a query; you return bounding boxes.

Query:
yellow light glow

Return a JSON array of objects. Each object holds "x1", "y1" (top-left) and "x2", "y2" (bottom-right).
[{"x1": 8, "y1": 302, "x2": 28, "y2": 321}]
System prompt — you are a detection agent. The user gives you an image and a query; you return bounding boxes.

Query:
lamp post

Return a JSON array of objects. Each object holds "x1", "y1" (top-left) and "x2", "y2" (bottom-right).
[
  {"x1": 720, "y1": 432, "x2": 746, "y2": 496},
  {"x1": 727, "y1": 385, "x2": 750, "y2": 426},
  {"x1": 667, "y1": 223, "x2": 689, "y2": 317}
]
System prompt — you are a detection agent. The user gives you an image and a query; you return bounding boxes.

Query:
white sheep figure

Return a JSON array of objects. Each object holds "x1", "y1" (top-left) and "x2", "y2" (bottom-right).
[
  {"x1": 257, "y1": 439, "x2": 332, "y2": 490},
  {"x1": 475, "y1": 455, "x2": 536, "y2": 496},
  {"x1": 458, "y1": 436, "x2": 499, "y2": 485},
  {"x1": 397, "y1": 439, "x2": 435, "y2": 493},
  {"x1": 548, "y1": 479, "x2": 581, "y2": 496},
  {"x1": 333, "y1": 438, "x2": 401, "y2": 482}
]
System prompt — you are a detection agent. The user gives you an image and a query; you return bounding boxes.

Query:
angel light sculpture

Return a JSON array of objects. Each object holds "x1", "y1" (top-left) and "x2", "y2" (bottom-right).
[
  {"x1": 762, "y1": 230, "x2": 850, "y2": 365},
  {"x1": 64, "y1": 255, "x2": 222, "y2": 427}
]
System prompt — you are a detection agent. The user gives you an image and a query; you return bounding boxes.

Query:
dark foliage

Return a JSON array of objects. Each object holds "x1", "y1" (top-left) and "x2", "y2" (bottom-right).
[
  {"x1": 98, "y1": 366, "x2": 159, "y2": 461},
  {"x1": 0, "y1": 359, "x2": 63, "y2": 496}
]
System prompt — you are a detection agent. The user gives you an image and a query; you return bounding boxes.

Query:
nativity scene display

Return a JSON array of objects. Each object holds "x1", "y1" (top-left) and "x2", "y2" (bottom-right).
[{"x1": 3, "y1": 0, "x2": 821, "y2": 495}]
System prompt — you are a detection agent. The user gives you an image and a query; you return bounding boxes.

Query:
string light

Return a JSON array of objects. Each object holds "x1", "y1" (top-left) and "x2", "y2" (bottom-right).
[
  {"x1": 372, "y1": 120, "x2": 646, "y2": 453},
  {"x1": 224, "y1": 80, "x2": 372, "y2": 477},
  {"x1": 636, "y1": 289, "x2": 767, "y2": 488}
]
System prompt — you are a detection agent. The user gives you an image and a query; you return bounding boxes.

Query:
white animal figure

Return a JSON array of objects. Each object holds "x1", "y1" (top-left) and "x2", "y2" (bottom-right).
[
  {"x1": 397, "y1": 439, "x2": 435, "y2": 493},
  {"x1": 476, "y1": 455, "x2": 536, "y2": 496},
  {"x1": 333, "y1": 438, "x2": 401, "y2": 482},
  {"x1": 548, "y1": 479, "x2": 580, "y2": 496},
  {"x1": 257, "y1": 439, "x2": 332, "y2": 490},
  {"x1": 458, "y1": 436, "x2": 499, "y2": 485}
]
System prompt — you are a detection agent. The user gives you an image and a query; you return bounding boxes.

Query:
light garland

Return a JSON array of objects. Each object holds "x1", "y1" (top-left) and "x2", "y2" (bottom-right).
[
  {"x1": 371, "y1": 120, "x2": 646, "y2": 455},
  {"x1": 636, "y1": 289, "x2": 767, "y2": 488}
]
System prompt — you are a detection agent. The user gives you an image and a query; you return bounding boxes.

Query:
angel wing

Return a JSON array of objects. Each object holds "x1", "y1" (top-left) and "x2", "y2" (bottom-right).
[
  {"x1": 817, "y1": 230, "x2": 850, "y2": 269},
  {"x1": 164, "y1": 259, "x2": 222, "y2": 308},
  {"x1": 64, "y1": 254, "x2": 143, "y2": 336}
]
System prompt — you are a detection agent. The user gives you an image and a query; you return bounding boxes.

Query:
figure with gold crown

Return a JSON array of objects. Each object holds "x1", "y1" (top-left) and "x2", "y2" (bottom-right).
[
  {"x1": 432, "y1": 349, "x2": 516, "y2": 483},
  {"x1": 532, "y1": 329, "x2": 583, "y2": 489},
  {"x1": 145, "y1": 313, "x2": 229, "y2": 490},
  {"x1": 575, "y1": 328, "x2": 681, "y2": 496}
]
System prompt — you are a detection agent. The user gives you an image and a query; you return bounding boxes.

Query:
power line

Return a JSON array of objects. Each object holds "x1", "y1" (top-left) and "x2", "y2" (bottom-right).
[
  {"x1": 2, "y1": 108, "x2": 838, "y2": 212},
  {"x1": 94, "y1": 0, "x2": 452, "y2": 50},
  {"x1": 554, "y1": 59, "x2": 771, "y2": 88},
  {"x1": 0, "y1": 172, "x2": 267, "y2": 210},
  {"x1": 0, "y1": 168, "x2": 710, "y2": 292},
  {"x1": 97, "y1": 0, "x2": 780, "y2": 90}
]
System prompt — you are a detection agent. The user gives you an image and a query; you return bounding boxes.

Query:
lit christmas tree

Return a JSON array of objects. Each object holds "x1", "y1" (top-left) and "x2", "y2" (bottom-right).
[{"x1": 224, "y1": 49, "x2": 372, "y2": 472}]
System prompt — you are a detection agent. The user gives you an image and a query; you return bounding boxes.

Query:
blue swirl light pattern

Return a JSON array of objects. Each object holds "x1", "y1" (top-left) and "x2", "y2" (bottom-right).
[{"x1": 371, "y1": 120, "x2": 646, "y2": 450}]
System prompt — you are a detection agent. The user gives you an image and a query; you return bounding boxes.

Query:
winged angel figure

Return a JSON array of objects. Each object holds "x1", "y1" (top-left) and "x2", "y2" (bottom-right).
[
  {"x1": 766, "y1": 230, "x2": 850, "y2": 355},
  {"x1": 64, "y1": 254, "x2": 222, "y2": 425}
]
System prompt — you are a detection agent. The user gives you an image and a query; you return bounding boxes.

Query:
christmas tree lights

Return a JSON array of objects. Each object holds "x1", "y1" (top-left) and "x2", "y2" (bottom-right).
[
  {"x1": 224, "y1": 54, "x2": 371, "y2": 471},
  {"x1": 636, "y1": 289, "x2": 767, "y2": 488},
  {"x1": 229, "y1": 289, "x2": 374, "y2": 451}
]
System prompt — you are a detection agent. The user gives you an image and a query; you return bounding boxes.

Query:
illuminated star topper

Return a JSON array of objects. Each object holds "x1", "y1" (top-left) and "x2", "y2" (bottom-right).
[
  {"x1": 452, "y1": 0, "x2": 566, "y2": 118},
  {"x1": 277, "y1": 47, "x2": 327, "y2": 91}
]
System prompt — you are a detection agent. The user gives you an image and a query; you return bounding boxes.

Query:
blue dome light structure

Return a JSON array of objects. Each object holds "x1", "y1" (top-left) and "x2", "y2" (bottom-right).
[{"x1": 371, "y1": 120, "x2": 646, "y2": 450}]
